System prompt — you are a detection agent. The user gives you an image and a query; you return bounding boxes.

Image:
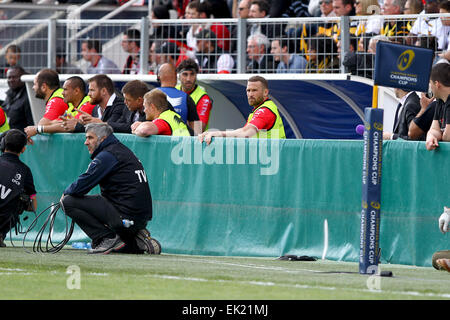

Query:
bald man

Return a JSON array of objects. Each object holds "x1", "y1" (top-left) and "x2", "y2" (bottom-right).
[{"x1": 157, "y1": 63, "x2": 202, "y2": 135}]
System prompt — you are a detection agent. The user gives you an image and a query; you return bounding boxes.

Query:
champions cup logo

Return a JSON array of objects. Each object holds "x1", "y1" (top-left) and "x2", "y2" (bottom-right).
[
  {"x1": 370, "y1": 201, "x2": 380, "y2": 209},
  {"x1": 396, "y1": 50, "x2": 415, "y2": 71},
  {"x1": 373, "y1": 122, "x2": 383, "y2": 131}
]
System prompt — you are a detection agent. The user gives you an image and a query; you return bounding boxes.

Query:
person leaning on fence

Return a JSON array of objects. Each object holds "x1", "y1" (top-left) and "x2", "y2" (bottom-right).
[
  {"x1": 131, "y1": 88, "x2": 191, "y2": 137},
  {"x1": 426, "y1": 62, "x2": 450, "y2": 150},
  {"x1": 3, "y1": 66, "x2": 33, "y2": 132},
  {"x1": 111, "y1": 80, "x2": 150, "y2": 133},
  {"x1": 198, "y1": 75, "x2": 286, "y2": 145},
  {"x1": 25, "y1": 76, "x2": 95, "y2": 138},
  {"x1": 0, "y1": 129, "x2": 36, "y2": 248},
  {"x1": 33, "y1": 69, "x2": 69, "y2": 126},
  {"x1": 408, "y1": 93, "x2": 437, "y2": 141},
  {"x1": 61, "y1": 74, "x2": 127, "y2": 133},
  {"x1": 60, "y1": 122, "x2": 160, "y2": 255}
]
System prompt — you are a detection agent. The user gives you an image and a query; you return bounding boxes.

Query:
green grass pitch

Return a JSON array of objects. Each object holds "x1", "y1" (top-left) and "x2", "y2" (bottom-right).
[{"x1": 0, "y1": 243, "x2": 449, "y2": 300}]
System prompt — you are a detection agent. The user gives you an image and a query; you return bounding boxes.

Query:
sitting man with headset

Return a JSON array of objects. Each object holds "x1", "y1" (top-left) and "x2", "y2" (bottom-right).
[{"x1": 0, "y1": 129, "x2": 37, "y2": 247}]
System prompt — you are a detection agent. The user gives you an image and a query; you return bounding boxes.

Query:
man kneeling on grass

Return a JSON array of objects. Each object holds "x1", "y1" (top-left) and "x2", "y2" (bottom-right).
[{"x1": 60, "y1": 122, "x2": 160, "y2": 254}]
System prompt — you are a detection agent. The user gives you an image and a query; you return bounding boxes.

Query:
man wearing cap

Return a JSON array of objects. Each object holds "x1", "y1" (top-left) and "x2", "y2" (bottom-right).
[
  {"x1": 199, "y1": 75, "x2": 286, "y2": 144},
  {"x1": 195, "y1": 29, "x2": 235, "y2": 74},
  {"x1": 176, "y1": 59, "x2": 213, "y2": 131}
]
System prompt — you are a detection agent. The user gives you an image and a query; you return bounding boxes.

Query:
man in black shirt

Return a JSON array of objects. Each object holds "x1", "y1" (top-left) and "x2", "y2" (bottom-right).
[
  {"x1": 426, "y1": 62, "x2": 450, "y2": 151},
  {"x1": 0, "y1": 129, "x2": 36, "y2": 247},
  {"x1": 61, "y1": 123, "x2": 160, "y2": 255},
  {"x1": 3, "y1": 66, "x2": 34, "y2": 132}
]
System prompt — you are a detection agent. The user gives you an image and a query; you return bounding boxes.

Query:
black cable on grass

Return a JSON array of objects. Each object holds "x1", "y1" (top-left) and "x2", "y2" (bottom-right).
[{"x1": 22, "y1": 202, "x2": 74, "y2": 253}]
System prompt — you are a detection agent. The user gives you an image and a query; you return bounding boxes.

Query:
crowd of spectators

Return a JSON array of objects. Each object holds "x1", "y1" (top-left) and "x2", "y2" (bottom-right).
[{"x1": 0, "y1": 0, "x2": 449, "y2": 76}]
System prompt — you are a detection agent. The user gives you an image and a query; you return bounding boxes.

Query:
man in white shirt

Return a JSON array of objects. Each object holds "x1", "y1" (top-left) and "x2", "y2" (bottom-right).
[{"x1": 81, "y1": 39, "x2": 121, "y2": 75}]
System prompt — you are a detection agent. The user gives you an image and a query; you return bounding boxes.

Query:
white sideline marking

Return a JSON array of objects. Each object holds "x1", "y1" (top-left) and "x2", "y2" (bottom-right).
[{"x1": 146, "y1": 273, "x2": 450, "y2": 299}]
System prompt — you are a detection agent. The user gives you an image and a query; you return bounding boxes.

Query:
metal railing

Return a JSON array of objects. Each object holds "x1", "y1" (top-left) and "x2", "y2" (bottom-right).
[{"x1": 0, "y1": 13, "x2": 447, "y2": 77}]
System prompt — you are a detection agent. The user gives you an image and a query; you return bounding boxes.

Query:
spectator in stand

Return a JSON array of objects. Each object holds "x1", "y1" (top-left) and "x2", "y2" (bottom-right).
[
  {"x1": 406, "y1": 0, "x2": 440, "y2": 45},
  {"x1": 270, "y1": 38, "x2": 307, "y2": 73},
  {"x1": 55, "y1": 49, "x2": 83, "y2": 74},
  {"x1": 193, "y1": 0, "x2": 231, "y2": 52},
  {"x1": 121, "y1": 29, "x2": 140, "y2": 75},
  {"x1": 404, "y1": 0, "x2": 423, "y2": 16},
  {"x1": 207, "y1": 0, "x2": 232, "y2": 18},
  {"x1": 333, "y1": 0, "x2": 355, "y2": 16},
  {"x1": 248, "y1": 0, "x2": 284, "y2": 39},
  {"x1": 353, "y1": 0, "x2": 382, "y2": 40},
  {"x1": 281, "y1": 0, "x2": 311, "y2": 18},
  {"x1": 32, "y1": 69, "x2": 69, "y2": 126},
  {"x1": 195, "y1": 29, "x2": 235, "y2": 73},
  {"x1": 81, "y1": 39, "x2": 121, "y2": 74},
  {"x1": 430, "y1": 0, "x2": 450, "y2": 54},
  {"x1": 149, "y1": 5, "x2": 181, "y2": 44},
  {"x1": 328, "y1": 0, "x2": 357, "y2": 41},
  {"x1": 230, "y1": 0, "x2": 252, "y2": 52},
  {"x1": 154, "y1": 41, "x2": 180, "y2": 67},
  {"x1": 183, "y1": 0, "x2": 205, "y2": 59},
  {"x1": 237, "y1": 0, "x2": 251, "y2": 18},
  {"x1": 306, "y1": 35, "x2": 339, "y2": 73},
  {"x1": 320, "y1": 0, "x2": 337, "y2": 17},
  {"x1": 0, "y1": 45, "x2": 22, "y2": 78},
  {"x1": 381, "y1": 0, "x2": 409, "y2": 44},
  {"x1": 246, "y1": 32, "x2": 276, "y2": 73},
  {"x1": 172, "y1": 0, "x2": 190, "y2": 18},
  {"x1": 3, "y1": 66, "x2": 33, "y2": 132}
]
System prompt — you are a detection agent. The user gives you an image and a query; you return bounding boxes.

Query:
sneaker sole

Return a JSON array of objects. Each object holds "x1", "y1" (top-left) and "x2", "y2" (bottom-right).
[
  {"x1": 88, "y1": 240, "x2": 126, "y2": 255},
  {"x1": 136, "y1": 230, "x2": 161, "y2": 254}
]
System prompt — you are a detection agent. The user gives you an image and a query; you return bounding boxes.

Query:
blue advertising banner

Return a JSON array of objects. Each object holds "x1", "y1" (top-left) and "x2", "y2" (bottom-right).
[
  {"x1": 360, "y1": 107, "x2": 383, "y2": 275},
  {"x1": 374, "y1": 41, "x2": 434, "y2": 92}
]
